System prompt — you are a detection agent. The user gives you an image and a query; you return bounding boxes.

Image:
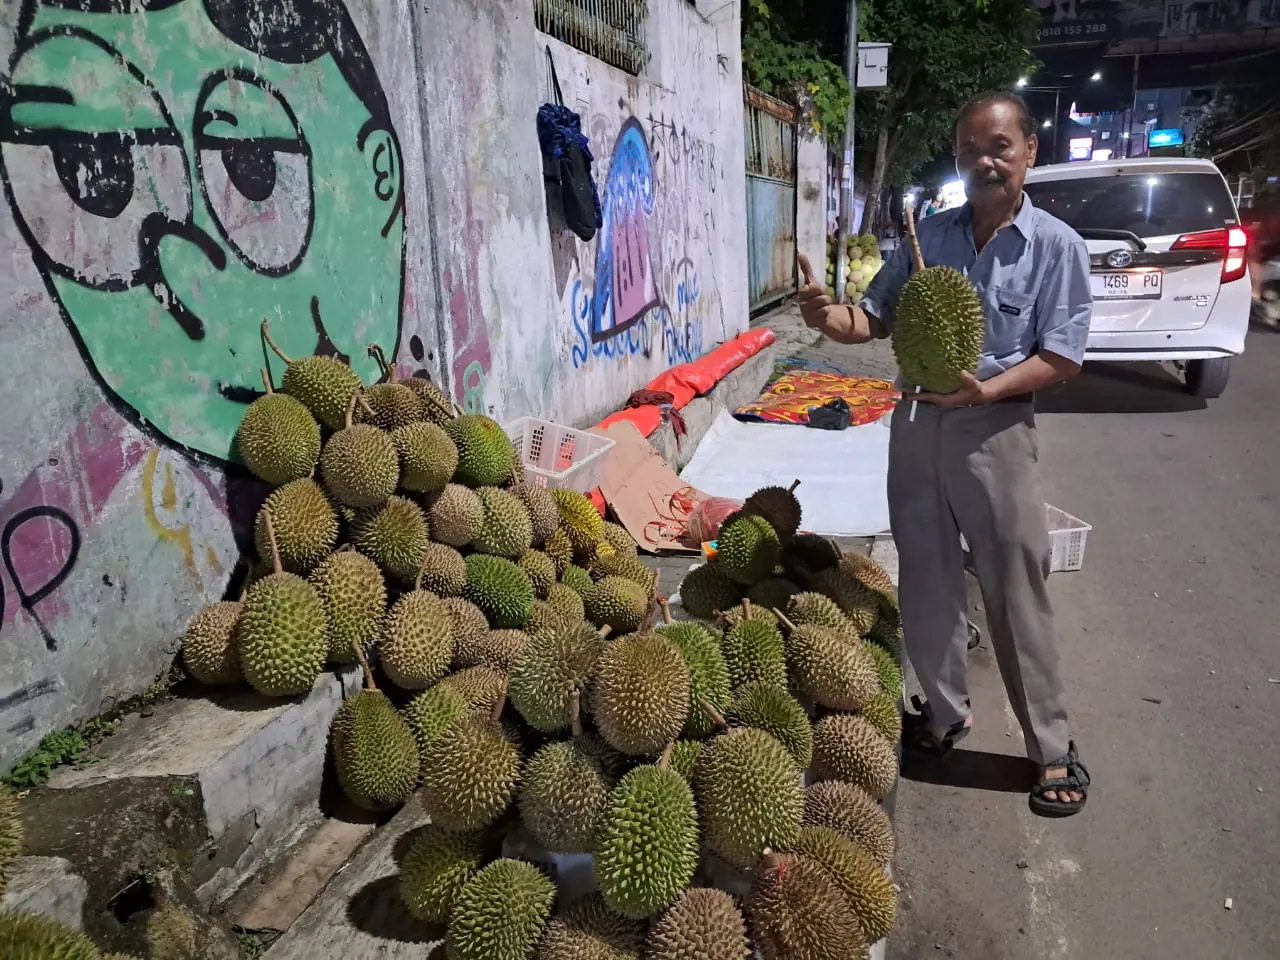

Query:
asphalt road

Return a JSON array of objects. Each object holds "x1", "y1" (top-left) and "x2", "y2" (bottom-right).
[{"x1": 885, "y1": 334, "x2": 1280, "y2": 958}]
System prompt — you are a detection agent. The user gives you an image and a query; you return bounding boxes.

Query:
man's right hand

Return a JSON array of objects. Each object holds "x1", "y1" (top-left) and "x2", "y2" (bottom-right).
[{"x1": 797, "y1": 254, "x2": 866, "y2": 344}]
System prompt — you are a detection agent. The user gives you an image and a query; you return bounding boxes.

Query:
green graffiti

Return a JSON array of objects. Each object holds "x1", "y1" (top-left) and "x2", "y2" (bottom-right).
[
  {"x1": 0, "y1": 0, "x2": 405, "y2": 460},
  {"x1": 460, "y1": 359, "x2": 487, "y2": 415}
]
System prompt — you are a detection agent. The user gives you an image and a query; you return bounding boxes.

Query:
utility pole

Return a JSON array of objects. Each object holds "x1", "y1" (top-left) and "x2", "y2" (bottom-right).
[{"x1": 833, "y1": 0, "x2": 858, "y2": 304}]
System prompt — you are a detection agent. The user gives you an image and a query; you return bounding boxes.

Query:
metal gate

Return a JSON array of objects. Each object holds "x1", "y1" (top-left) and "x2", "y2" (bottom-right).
[{"x1": 744, "y1": 85, "x2": 798, "y2": 311}]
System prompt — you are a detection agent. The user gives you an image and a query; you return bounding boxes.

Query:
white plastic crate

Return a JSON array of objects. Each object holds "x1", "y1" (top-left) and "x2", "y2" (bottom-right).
[
  {"x1": 504, "y1": 416, "x2": 616, "y2": 493},
  {"x1": 1046, "y1": 503, "x2": 1091, "y2": 573}
]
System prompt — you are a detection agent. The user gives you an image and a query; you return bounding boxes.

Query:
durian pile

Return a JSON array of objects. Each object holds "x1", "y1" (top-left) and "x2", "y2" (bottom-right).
[
  {"x1": 890, "y1": 204, "x2": 985, "y2": 394},
  {"x1": 824, "y1": 233, "x2": 884, "y2": 301}
]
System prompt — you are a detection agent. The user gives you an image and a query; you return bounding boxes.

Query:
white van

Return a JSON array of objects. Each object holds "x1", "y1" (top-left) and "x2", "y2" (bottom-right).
[{"x1": 1024, "y1": 157, "x2": 1251, "y2": 398}]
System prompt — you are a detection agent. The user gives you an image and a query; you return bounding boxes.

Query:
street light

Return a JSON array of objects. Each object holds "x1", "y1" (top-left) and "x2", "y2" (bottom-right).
[
  {"x1": 1016, "y1": 77, "x2": 1028, "y2": 89},
  {"x1": 1090, "y1": 71, "x2": 1102, "y2": 81},
  {"x1": 1042, "y1": 120, "x2": 1052, "y2": 128}
]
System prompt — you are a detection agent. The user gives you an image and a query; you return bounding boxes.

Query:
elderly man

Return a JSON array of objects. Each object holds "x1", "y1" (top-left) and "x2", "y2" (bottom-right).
[{"x1": 797, "y1": 92, "x2": 1092, "y2": 817}]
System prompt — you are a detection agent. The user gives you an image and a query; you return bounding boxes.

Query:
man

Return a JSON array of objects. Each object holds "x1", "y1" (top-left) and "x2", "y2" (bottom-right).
[{"x1": 796, "y1": 92, "x2": 1092, "y2": 817}]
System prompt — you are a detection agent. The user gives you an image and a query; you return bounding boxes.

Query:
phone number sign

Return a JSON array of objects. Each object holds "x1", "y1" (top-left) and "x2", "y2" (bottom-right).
[{"x1": 1033, "y1": 18, "x2": 1116, "y2": 45}]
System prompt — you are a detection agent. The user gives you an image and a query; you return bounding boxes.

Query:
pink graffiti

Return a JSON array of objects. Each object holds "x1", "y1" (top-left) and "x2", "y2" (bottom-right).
[
  {"x1": 444, "y1": 185, "x2": 493, "y2": 413},
  {"x1": 612, "y1": 199, "x2": 657, "y2": 328}
]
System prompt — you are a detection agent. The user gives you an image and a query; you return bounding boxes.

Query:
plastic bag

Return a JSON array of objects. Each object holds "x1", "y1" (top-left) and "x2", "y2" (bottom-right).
[{"x1": 686, "y1": 496, "x2": 745, "y2": 545}]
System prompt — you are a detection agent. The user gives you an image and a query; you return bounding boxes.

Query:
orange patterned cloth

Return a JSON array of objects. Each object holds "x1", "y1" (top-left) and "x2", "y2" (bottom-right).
[{"x1": 734, "y1": 370, "x2": 899, "y2": 426}]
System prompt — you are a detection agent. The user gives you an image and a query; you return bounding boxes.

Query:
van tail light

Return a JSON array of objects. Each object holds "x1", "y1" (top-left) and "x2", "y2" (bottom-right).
[{"x1": 1171, "y1": 227, "x2": 1250, "y2": 283}]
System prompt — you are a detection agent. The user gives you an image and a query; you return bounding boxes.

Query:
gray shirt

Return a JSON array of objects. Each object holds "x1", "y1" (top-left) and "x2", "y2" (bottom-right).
[{"x1": 860, "y1": 194, "x2": 1093, "y2": 383}]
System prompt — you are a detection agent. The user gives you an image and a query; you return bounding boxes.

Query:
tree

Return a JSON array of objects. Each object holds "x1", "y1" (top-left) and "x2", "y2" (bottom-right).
[
  {"x1": 1187, "y1": 72, "x2": 1280, "y2": 183},
  {"x1": 854, "y1": 0, "x2": 1040, "y2": 233}
]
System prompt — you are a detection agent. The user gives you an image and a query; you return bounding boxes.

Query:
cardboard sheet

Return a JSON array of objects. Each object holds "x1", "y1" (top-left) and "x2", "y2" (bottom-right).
[{"x1": 591, "y1": 420, "x2": 702, "y2": 554}]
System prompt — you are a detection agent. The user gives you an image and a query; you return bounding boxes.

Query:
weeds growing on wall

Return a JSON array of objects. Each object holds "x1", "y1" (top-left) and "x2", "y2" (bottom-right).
[{"x1": 742, "y1": 0, "x2": 851, "y2": 143}]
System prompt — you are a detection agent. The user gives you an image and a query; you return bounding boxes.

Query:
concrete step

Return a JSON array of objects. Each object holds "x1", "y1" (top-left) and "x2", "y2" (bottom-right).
[
  {"x1": 263, "y1": 795, "x2": 440, "y2": 958},
  {"x1": 0, "y1": 855, "x2": 88, "y2": 929},
  {"x1": 16, "y1": 667, "x2": 358, "y2": 951}
]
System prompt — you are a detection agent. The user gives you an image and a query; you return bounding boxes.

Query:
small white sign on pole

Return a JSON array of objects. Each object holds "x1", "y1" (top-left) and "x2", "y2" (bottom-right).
[{"x1": 857, "y1": 42, "x2": 891, "y2": 89}]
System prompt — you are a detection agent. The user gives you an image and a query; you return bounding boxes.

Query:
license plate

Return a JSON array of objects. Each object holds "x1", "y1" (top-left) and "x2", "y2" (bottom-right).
[{"x1": 1091, "y1": 270, "x2": 1162, "y2": 300}]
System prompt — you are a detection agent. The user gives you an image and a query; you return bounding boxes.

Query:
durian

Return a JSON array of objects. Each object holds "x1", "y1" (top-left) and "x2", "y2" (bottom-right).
[
  {"x1": 353, "y1": 494, "x2": 430, "y2": 583},
  {"x1": 858, "y1": 691, "x2": 902, "y2": 744},
  {"x1": 523, "y1": 599, "x2": 565, "y2": 636},
  {"x1": 589, "y1": 552, "x2": 656, "y2": 596},
  {"x1": 181, "y1": 600, "x2": 243, "y2": 685},
  {"x1": 455, "y1": 628, "x2": 528, "y2": 672},
  {"x1": 359, "y1": 344, "x2": 426, "y2": 429},
  {"x1": 803, "y1": 780, "x2": 896, "y2": 868},
  {"x1": 781, "y1": 533, "x2": 841, "y2": 585},
  {"x1": 310, "y1": 550, "x2": 386, "y2": 664},
  {"x1": 254, "y1": 478, "x2": 338, "y2": 573},
  {"x1": 319, "y1": 394, "x2": 400, "y2": 509},
  {"x1": 442, "y1": 596, "x2": 490, "y2": 649},
  {"x1": 583, "y1": 576, "x2": 648, "y2": 635},
  {"x1": 235, "y1": 367, "x2": 322, "y2": 485},
  {"x1": 742, "y1": 479, "x2": 802, "y2": 539},
  {"x1": 403, "y1": 682, "x2": 469, "y2": 757},
  {"x1": 793, "y1": 825, "x2": 898, "y2": 943},
  {"x1": 747, "y1": 577, "x2": 801, "y2": 612},
  {"x1": 509, "y1": 622, "x2": 608, "y2": 733},
  {"x1": 595, "y1": 758, "x2": 700, "y2": 920},
  {"x1": 404, "y1": 372, "x2": 457, "y2": 426},
  {"x1": 749, "y1": 853, "x2": 867, "y2": 960},
  {"x1": 560, "y1": 562, "x2": 593, "y2": 595},
  {"x1": 464, "y1": 554, "x2": 535, "y2": 628},
  {"x1": 786, "y1": 592, "x2": 854, "y2": 632},
  {"x1": 0, "y1": 784, "x2": 22, "y2": 898},
  {"x1": 427, "y1": 483, "x2": 484, "y2": 547},
  {"x1": 392, "y1": 420, "x2": 458, "y2": 494},
  {"x1": 864, "y1": 640, "x2": 904, "y2": 699},
  {"x1": 238, "y1": 512, "x2": 328, "y2": 697},
  {"x1": 419, "y1": 698, "x2": 521, "y2": 830},
  {"x1": 811, "y1": 714, "x2": 899, "y2": 800},
  {"x1": 0, "y1": 910, "x2": 105, "y2": 959},
  {"x1": 808, "y1": 569, "x2": 878, "y2": 634},
  {"x1": 330, "y1": 647, "x2": 420, "y2": 811},
  {"x1": 414, "y1": 541, "x2": 467, "y2": 597},
  {"x1": 447, "y1": 858, "x2": 555, "y2": 960},
  {"x1": 551, "y1": 488, "x2": 604, "y2": 554},
  {"x1": 546, "y1": 582, "x2": 586, "y2": 624},
  {"x1": 729, "y1": 680, "x2": 813, "y2": 768},
  {"x1": 519, "y1": 732, "x2": 615, "y2": 853},
  {"x1": 591, "y1": 633, "x2": 691, "y2": 755},
  {"x1": 719, "y1": 602, "x2": 787, "y2": 690},
  {"x1": 381, "y1": 582, "x2": 454, "y2": 689},
  {"x1": 678, "y1": 564, "x2": 744, "y2": 619},
  {"x1": 545, "y1": 527, "x2": 576, "y2": 575},
  {"x1": 472, "y1": 486, "x2": 534, "y2": 558},
  {"x1": 777, "y1": 613, "x2": 880, "y2": 710},
  {"x1": 440, "y1": 665, "x2": 507, "y2": 715},
  {"x1": 518, "y1": 550, "x2": 557, "y2": 599},
  {"x1": 715, "y1": 513, "x2": 781, "y2": 586},
  {"x1": 655, "y1": 602, "x2": 731, "y2": 740},
  {"x1": 666, "y1": 740, "x2": 703, "y2": 782},
  {"x1": 694, "y1": 727, "x2": 804, "y2": 869},
  {"x1": 447, "y1": 414, "x2": 518, "y2": 488},
  {"x1": 512, "y1": 483, "x2": 560, "y2": 546},
  {"x1": 399, "y1": 824, "x2": 486, "y2": 923},
  {"x1": 538, "y1": 893, "x2": 645, "y2": 960},
  {"x1": 891, "y1": 206, "x2": 984, "y2": 394},
  {"x1": 600, "y1": 521, "x2": 638, "y2": 557},
  {"x1": 262, "y1": 319, "x2": 363, "y2": 431},
  {"x1": 647, "y1": 887, "x2": 750, "y2": 960}
]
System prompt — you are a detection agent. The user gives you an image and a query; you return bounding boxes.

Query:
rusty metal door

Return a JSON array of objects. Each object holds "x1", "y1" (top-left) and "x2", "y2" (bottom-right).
[{"x1": 744, "y1": 85, "x2": 798, "y2": 311}]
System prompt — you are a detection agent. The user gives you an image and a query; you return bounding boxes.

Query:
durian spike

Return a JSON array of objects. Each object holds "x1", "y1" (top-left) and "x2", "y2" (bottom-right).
[
  {"x1": 772, "y1": 609, "x2": 798, "y2": 633},
  {"x1": 658, "y1": 742, "x2": 675, "y2": 769},
  {"x1": 569, "y1": 690, "x2": 584, "y2": 738},
  {"x1": 260, "y1": 318, "x2": 293, "y2": 364},
  {"x1": 260, "y1": 368, "x2": 275, "y2": 395},
  {"x1": 261, "y1": 510, "x2": 283, "y2": 576},
  {"x1": 658, "y1": 598, "x2": 674, "y2": 625},
  {"x1": 699, "y1": 697, "x2": 728, "y2": 730},
  {"x1": 903, "y1": 201, "x2": 926, "y2": 273},
  {"x1": 367, "y1": 343, "x2": 395, "y2": 383}
]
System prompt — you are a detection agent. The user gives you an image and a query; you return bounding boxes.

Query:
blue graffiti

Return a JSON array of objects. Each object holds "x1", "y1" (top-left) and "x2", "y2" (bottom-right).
[
  {"x1": 572, "y1": 278, "x2": 653, "y2": 369},
  {"x1": 591, "y1": 118, "x2": 659, "y2": 341},
  {"x1": 571, "y1": 273, "x2": 703, "y2": 371}
]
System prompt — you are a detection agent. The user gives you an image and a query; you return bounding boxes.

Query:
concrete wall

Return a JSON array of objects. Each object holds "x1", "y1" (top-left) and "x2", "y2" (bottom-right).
[
  {"x1": 796, "y1": 132, "x2": 830, "y2": 281},
  {"x1": 0, "y1": 0, "x2": 745, "y2": 770}
]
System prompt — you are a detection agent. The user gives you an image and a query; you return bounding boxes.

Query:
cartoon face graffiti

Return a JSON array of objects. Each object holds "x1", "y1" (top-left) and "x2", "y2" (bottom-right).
[
  {"x1": 591, "y1": 118, "x2": 658, "y2": 341},
  {"x1": 0, "y1": 0, "x2": 405, "y2": 460}
]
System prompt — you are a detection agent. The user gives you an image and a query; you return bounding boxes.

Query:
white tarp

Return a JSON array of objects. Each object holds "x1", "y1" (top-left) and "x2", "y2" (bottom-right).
[{"x1": 679, "y1": 410, "x2": 891, "y2": 538}]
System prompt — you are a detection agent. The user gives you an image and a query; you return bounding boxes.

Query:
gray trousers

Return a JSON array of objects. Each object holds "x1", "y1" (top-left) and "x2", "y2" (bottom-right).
[{"x1": 887, "y1": 399, "x2": 1070, "y2": 765}]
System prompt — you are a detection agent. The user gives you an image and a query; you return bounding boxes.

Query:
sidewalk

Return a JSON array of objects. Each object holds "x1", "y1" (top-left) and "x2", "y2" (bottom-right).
[{"x1": 750, "y1": 299, "x2": 900, "y2": 383}]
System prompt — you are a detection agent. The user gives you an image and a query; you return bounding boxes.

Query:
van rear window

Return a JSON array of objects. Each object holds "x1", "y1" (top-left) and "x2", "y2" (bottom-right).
[{"x1": 1025, "y1": 172, "x2": 1236, "y2": 239}]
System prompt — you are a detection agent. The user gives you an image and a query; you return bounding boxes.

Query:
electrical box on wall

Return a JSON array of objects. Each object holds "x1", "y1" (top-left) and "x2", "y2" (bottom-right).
[{"x1": 857, "y1": 43, "x2": 890, "y2": 89}]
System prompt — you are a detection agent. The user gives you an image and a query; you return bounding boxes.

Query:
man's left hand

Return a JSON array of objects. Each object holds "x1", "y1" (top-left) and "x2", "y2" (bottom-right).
[{"x1": 914, "y1": 371, "x2": 993, "y2": 407}]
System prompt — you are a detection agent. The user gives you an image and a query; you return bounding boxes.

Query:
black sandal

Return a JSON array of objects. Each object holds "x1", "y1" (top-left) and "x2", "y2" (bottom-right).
[
  {"x1": 1029, "y1": 740, "x2": 1091, "y2": 818},
  {"x1": 902, "y1": 695, "x2": 971, "y2": 757}
]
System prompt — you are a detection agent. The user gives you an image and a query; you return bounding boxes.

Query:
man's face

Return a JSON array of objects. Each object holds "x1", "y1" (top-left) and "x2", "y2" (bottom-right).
[
  {"x1": 955, "y1": 102, "x2": 1038, "y2": 211},
  {"x1": 1, "y1": 0, "x2": 405, "y2": 460}
]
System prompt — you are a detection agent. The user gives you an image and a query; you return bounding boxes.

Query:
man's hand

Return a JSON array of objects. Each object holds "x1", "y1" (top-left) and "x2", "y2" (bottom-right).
[
  {"x1": 797, "y1": 254, "x2": 862, "y2": 343},
  {"x1": 914, "y1": 371, "x2": 992, "y2": 407}
]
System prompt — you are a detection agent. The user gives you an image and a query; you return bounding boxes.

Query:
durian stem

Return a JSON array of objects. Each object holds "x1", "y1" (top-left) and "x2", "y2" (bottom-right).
[
  {"x1": 491, "y1": 691, "x2": 507, "y2": 724},
  {"x1": 349, "y1": 637, "x2": 378, "y2": 692},
  {"x1": 904, "y1": 202, "x2": 926, "y2": 274},
  {"x1": 761, "y1": 850, "x2": 781, "y2": 872},
  {"x1": 261, "y1": 510, "x2": 283, "y2": 576},
  {"x1": 260, "y1": 319, "x2": 293, "y2": 364},
  {"x1": 597, "y1": 626, "x2": 613, "y2": 640},
  {"x1": 260, "y1": 368, "x2": 275, "y2": 395},
  {"x1": 741, "y1": 598, "x2": 753, "y2": 619},
  {"x1": 658, "y1": 742, "x2": 675, "y2": 769},
  {"x1": 699, "y1": 697, "x2": 728, "y2": 730},
  {"x1": 357, "y1": 395, "x2": 377, "y2": 420},
  {"x1": 788, "y1": 479, "x2": 801, "y2": 493},
  {"x1": 772, "y1": 609, "x2": 798, "y2": 632},
  {"x1": 569, "y1": 690, "x2": 584, "y2": 738},
  {"x1": 658, "y1": 598, "x2": 674, "y2": 625},
  {"x1": 344, "y1": 392, "x2": 358, "y2": 431},
  {"x1": 367, "y1": 343, "x2": 394, "y2": 383}
]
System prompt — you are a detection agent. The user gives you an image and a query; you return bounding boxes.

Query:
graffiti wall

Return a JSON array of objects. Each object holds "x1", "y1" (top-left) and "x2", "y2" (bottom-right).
[{"x1": 0, "y1": 0, "x2": 444, "y2": 769}]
